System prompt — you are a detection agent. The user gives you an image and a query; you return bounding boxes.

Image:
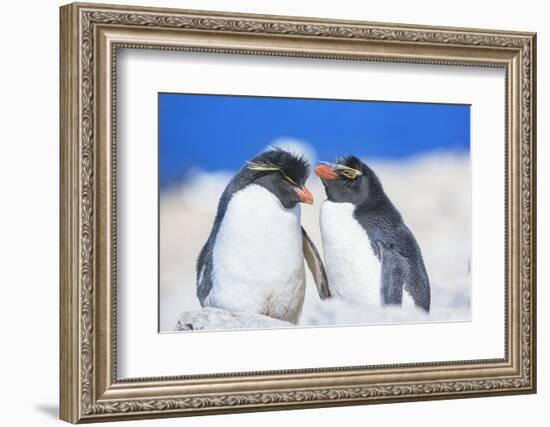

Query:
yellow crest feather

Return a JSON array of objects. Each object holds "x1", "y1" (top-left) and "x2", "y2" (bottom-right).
[
  {"x1": 320, "y1": 161, "x2": 362, "y2": 179},
  {"x1": 246, "y1": 160, "x2": 297, "y2": 184},
  {"x1": 246, "y1": 160, "x2": 281, "y2": 172}
]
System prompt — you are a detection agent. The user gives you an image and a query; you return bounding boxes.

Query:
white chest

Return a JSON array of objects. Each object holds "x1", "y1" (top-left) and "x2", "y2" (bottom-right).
[
  {"x1": 320, "y1": 201, "x2": 382, "y2": 306},
  {"x1": 208, "y1": 184, "x2": 306, "y2": 322}
]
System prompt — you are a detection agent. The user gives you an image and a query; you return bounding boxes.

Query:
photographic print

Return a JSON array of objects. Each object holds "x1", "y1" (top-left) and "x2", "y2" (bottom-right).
[{"x1": 159, "y1": 93, "x2": 471, "y2": 332}]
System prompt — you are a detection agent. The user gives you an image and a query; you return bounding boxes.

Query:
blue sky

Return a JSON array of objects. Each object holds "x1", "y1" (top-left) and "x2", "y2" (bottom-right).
[{"x1": 159, "y1": 93, "x2": 470, "y2": 187}]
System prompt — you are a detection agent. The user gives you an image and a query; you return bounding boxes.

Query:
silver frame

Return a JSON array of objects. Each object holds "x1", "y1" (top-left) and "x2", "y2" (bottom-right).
[{"x1": 60, "y1": 2, "x2": 537, "y2": 423}]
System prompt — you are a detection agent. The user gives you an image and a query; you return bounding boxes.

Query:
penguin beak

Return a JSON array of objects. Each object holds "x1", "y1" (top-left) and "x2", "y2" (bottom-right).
[
  {"x1": 295, "y1": 186, "x2": 314, "y2": 204},
  {"x1": 314, "y1": 164, "x2": 338, "y2": 180}
]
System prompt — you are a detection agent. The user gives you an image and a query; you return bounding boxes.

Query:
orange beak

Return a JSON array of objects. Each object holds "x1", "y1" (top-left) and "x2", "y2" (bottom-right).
[
  {"x1": 295, "y1": 186, "x2": 314, "y2": 204},
  {"x1": 315, "y1": 164, "x2": 338, "y2": 180}
]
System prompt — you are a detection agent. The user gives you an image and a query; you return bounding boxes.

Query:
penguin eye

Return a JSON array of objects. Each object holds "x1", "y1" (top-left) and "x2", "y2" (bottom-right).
[
  {"x1": 339, "y1": 169, "x2": 360, "y2": 180},
  {"x1": 283, "y1": 174, "x2": 297, "y2": 185}
]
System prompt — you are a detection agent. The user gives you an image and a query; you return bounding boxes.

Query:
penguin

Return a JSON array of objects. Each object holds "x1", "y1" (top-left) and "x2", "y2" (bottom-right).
[
  {"x1": 196, "y1": 148, "x2": 331, "y2": 324},
  {"x1": 314, "y1": 155, "x2": 430, "y2": 312}
]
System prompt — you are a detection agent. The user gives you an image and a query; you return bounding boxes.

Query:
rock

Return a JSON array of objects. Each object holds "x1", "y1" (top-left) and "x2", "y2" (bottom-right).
[{"x1": 175, "y1": 307, "x2": 294, "y2": 331}]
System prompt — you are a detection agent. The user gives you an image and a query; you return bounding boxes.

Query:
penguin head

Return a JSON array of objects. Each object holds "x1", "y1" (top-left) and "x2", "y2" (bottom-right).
[
  {"x1": 245, "y1": 148, "x2": 313, "y2": 209},
  {"x1": 314, "y1": 155, "x2": 384, "y2": 205}
]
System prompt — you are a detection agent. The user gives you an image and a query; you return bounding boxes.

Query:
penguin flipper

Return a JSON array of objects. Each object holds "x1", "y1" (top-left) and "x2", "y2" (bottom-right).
[
  {"x1": 405, "y1": 267, "x2": 431, "y2": 312},
  {"x1": 302, "y1": 227, "x2": 331, "y2": 300},
  {"x1": 377, "y1": 240, "x2": 431, "y2": 312},
  {"x1": 196, "y1": 239, "x2": 214, "y2": 306},
  {"x1": 378, "y1": 243, "x2": 405, "y2": 306}
]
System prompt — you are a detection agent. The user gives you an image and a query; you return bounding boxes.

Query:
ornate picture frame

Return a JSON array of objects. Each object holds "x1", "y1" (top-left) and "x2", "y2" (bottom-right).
[{"x1": 60, "y1": 2, "x2": 536, "y2": 423}]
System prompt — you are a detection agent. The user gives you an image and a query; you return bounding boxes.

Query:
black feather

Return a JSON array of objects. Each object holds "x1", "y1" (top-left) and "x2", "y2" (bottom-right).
[
  {"x1": 248, "y1": 147, "x2": 310, "y2": 186},
  {"x1": 337, "y1": 155, "x2": 363, "y2": 171},
  {"x1": 349, "y1": 157, "x2": 431, "y2": 312}
]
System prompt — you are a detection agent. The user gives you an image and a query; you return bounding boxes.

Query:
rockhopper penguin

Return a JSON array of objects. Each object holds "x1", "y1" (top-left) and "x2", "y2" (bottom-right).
[
  {"x1": 197, "y1": 148, "x2": 331, "y2": 323},
  {"x1": 315, "y1": 156, "x2": 430, "y2": 312}
]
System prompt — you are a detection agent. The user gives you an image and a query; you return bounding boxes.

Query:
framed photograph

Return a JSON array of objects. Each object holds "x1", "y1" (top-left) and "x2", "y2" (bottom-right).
[{"x1": 60, "y1": 2, "x2": 537, "y2": 423}]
